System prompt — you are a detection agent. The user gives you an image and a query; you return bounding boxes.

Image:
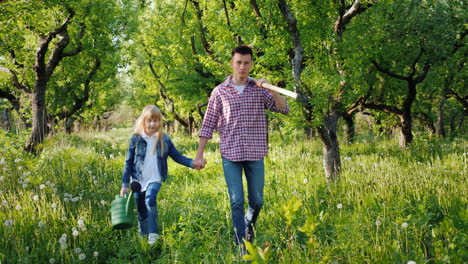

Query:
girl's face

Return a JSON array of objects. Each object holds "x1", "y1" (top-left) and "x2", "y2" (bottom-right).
[{"x1": 144, "y1": 117, "x2": 160, "y2": 136}]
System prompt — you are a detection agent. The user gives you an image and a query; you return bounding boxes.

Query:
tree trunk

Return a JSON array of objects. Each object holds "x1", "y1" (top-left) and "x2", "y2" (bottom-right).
[
  {"x1": 342, "y1": 111, "x2": 355, "y2": 143},
  {"x1": 398, "y1": 112, "x2": 413, "y2": 148},
  {"x1": 436, "y1": 97, "x2": 446, "y2": 137},
  {"x1": 2, "y1": 109, "x2": 10, "y2": 131},
  {"x1": 25, "y1": 87, "x2": 48, "y2": 152},
  {"x1": 318, "y1": 112, "x2": 341, "y2": 183}
]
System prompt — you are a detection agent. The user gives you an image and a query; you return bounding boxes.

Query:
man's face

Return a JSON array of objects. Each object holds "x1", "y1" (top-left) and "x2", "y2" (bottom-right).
[{"x1": 230, "y1": 53, "x2": 253, "y2": 78}]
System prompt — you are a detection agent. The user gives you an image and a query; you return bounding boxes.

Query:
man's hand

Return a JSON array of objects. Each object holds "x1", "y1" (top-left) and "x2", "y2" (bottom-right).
[
  {"x1": 255, "y1": 78, "x2": 270, "y2": 90},
  {"x1": 193, "y1": 156, "x2": 207, "y2": 170}
]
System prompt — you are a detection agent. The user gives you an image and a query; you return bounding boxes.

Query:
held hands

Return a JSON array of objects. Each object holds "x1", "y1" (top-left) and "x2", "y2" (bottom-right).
[
  {"x1": 193, "y1": 156, "x2": 207, "y2": 170},
  {"x1": 120, "y1": 187, "x2": 129, "y2": 198}
]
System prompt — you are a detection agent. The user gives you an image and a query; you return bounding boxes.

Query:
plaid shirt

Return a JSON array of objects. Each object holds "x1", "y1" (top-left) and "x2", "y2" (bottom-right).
[{"x1": 199, "y1": 76, "x2": 289, "y2": 161}]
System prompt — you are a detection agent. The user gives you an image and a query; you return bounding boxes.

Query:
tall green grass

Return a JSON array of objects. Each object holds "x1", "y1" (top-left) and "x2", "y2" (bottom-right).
[{"x1": 0, "y1": 128, "x2": 466, "y2": 263}]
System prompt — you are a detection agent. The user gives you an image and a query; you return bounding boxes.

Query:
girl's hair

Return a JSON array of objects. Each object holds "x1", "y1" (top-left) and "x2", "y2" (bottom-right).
[{"x1": 133, "y1": 105, "x2": 164, "y2": 154}]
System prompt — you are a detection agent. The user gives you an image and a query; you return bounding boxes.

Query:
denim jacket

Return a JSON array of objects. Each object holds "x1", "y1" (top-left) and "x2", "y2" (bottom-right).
[{"x1": 122, "y1": 133, "x2": 194, "y2": 187}]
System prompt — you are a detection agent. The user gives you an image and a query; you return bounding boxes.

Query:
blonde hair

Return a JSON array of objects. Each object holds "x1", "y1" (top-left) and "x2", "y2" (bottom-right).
[{"x1": 133, "y1": 105, "x2": 164, "y2": 154}]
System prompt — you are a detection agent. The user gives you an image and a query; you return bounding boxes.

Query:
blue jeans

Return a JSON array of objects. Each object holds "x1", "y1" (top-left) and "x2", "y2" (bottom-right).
[
  {"x1": 222, "y1": 157, "x2": 265, "y2": 244},
  {"x1": 134, "y1": 182, "x2": 161, "y2": 235}
]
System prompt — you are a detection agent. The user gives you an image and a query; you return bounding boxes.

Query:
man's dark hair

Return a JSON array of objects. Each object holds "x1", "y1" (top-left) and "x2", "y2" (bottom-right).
[{"x1": 231, "y1": 45, "x2": 253, "y2": 58}]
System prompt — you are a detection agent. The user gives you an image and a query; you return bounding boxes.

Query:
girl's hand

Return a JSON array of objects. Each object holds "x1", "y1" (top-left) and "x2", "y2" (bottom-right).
[{"x1": 120, "y1": 187, "x2": 129, "y2": 197}]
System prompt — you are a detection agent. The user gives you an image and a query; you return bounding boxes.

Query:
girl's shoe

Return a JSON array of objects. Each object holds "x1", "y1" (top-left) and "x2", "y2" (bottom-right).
[{"x1": 148, "y1": 233, "x2": 159, "y2": 245}]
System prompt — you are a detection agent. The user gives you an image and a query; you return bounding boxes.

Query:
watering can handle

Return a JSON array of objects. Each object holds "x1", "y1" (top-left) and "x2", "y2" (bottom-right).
[{"x1": 125, "y1": 191, "x2": 134, "y2": 216}]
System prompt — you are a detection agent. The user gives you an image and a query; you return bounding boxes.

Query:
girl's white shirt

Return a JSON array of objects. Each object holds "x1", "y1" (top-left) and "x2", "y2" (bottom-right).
[{"x1": 140, "y1": 132, "x2": 162, "y2": 191}]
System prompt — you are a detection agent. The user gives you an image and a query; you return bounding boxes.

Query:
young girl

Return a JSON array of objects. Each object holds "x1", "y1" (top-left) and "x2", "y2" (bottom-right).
[{"x1": 120, "y1": 105, "x2": 200, "y2": 245}]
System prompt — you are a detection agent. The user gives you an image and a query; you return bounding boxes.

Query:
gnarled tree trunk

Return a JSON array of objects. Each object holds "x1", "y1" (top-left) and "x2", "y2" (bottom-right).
[{"x1": 318, "y1": 112, "x2": 341, "y2": 183}]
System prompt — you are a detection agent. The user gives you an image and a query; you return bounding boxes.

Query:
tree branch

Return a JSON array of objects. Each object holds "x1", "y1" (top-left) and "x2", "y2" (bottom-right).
[
  {"x1": 371, "y1": 60, "x2": 408, "y2": 80},
  {"x1": 362, "y1": 101, "x2": 403, "y2": 115}
]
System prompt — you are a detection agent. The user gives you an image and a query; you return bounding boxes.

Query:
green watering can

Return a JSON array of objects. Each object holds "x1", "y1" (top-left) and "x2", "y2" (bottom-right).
[{"x1": 110, "y1": 182, "x2": 141, "y2": 230}]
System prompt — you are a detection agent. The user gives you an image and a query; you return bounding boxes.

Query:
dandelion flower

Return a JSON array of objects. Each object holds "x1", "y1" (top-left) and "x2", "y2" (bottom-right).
[
  {"x1": 14, "y1": 158, "x2": 21, "y2": 163},
  {"x1": 0, "y1": 176, "x2": 4, "y2": 181},
  {"x1": 78, "y1": 253, "x2": 86, "y2": 260},
  {"x1": 51, "y1": 203, "x2": 57, "y2": 209},
  {"x1": 2, "y1": 200, "x2": 8, "y2": 206},
  {"x1": 75, "y1": 248, "x2": 82, "y2": 254},
  {"x1": 59, "y1": 237, "x2": 67, "y2": 244},
  {"x1": 0, "y1": 158, "x2": 5, "y2": 165},
  {"x1": 402, "y1": 222, "x2": 409, "y2": 229},
  {"x1": 303, "y1": 178, "x2": 308, "y2": 184},
  {"x1": 93, "y1": 251, "x2": 99, "y2": 257},
  {"x1": 4, "y1": 219, "x2": 14, "y2": 227},
  {"x1": 78, "y1": 219, "x2": 84, "y2": 227},
  {"x1": 62, "y1": 216, "x2": 67, "y2": 221},
  {"x1": 33, "y1": 195, "x2": 39, "y2": 201},
  {"x1": 407, "y1": 261, "x2": 416, "y2": 264},
  {"x1": 375, "y1": 220, "x2": 382, "y2": 226},
  {"x1": 73, "y1": 230, "x2": 79, "y2": 237},
  {"x1": 337, "y1": 203, "x2": 343, "y2": 209},
  {"x1": 64, "y1": 198, "x2": 69, "y2": 202},
  {"x1": 38, "y1": 221, "x2": 45, "y2": 227},
  {"x1": 40, "y1": 184, "x2": 46, "y2": 190},
  {"x1": 22, "y1": 183, "x2": 28, "y2": 189},
  {"x1": 15, "y1": 205, "x2": 22, "y2": 210},
  {"x1": 49, "y1": 258, "x2": 55, "y2": 263},
  {"x1": 60, "y1": 243, "x2": 67, "y2": 250}
]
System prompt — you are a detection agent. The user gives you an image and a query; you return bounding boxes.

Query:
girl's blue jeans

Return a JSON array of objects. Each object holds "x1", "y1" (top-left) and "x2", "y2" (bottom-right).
[
  {"x1": 134, "y1": 182, "x2": 161, "y2": 235},
  {"x1": 222, "y1": 157, "x2": 265, "y2": 245}
]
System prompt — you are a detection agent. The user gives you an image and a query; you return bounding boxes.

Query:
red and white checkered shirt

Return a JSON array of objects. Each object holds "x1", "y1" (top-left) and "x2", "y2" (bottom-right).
[{"x1": 199, "y1": 76, "x2": 289, "y2": 161}]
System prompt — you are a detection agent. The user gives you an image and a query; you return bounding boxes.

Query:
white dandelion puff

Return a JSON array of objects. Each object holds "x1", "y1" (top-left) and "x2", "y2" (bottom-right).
[
  {"x1": 15, "y1": 205, "x2": 22, "y2": 210},
  {"x1": 337, "y1": 203, "x2": 343, "y2": 209},
  {"x1": 40, "y1": 184, "x2": 46, "y2": 190},
  {"x1": 402, "y1": 222, "x2": 409, "y2": 229},
  {"x1": 73, "y1": 230, "x2": 79, "y2": 237},
  {"x1": 93, "y1": 251, "x2": 99, "y2": 257},
  {"x1": 375, "y1": 220, "x2": 382, "y2": 226},
  {"x1": 75, "y1": 248, "x2": 82, "y2": 254},
  {"x1": 49, "y1": 258, "x2": 56, "y2": 263},
  {"x1": 78, "y1": 253, "x2": 86, "y2": 260},
  {"x1": 33, "y1": 195, "x2": 39, "y2": 201},
  {"x1": 4, "y1": 219, "x2": 14, "y2": 227}
]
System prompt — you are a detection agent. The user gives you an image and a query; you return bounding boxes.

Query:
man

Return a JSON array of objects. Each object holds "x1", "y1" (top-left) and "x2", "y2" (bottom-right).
[{"x1": 194, "y1": 45, "x2": 289, "y2": 254}]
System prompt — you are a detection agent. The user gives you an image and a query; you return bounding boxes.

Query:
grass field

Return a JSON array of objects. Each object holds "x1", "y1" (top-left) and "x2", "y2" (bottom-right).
[{"x1": 0, "y1": 128, "x2": 466, "y2": 263}]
